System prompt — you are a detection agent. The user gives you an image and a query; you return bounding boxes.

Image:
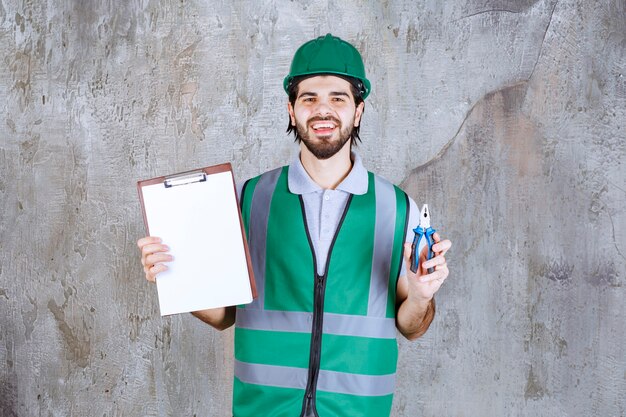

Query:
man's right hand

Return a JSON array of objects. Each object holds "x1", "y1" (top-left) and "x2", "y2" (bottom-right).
[
  {"x1": 137, "y1": 236, "x2": 173, "y2": 283},
  {"x1": 137, "y1": 236, "x2": 236, "y2": 330}
]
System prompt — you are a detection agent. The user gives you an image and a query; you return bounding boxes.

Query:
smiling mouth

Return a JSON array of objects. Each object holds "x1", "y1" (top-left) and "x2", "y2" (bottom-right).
[{"x1": 310, "y1": 121, "x2": 337, "y2": 135}]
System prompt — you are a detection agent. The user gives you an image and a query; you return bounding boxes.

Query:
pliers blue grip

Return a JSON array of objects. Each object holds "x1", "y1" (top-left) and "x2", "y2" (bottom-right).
[{"x1": 410, "y1": 204, "x2": 436, "y2": 274}]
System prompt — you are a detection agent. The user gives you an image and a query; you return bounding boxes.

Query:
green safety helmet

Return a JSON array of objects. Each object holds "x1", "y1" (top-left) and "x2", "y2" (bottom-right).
[{"x1": 283, "y1": 33, "x2": 371, "y2": 99}]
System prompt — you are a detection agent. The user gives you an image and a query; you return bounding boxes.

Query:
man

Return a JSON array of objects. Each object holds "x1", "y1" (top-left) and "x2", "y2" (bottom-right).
[{"x1": 138, "y1": 33, "x2": 451, "y2": 417}]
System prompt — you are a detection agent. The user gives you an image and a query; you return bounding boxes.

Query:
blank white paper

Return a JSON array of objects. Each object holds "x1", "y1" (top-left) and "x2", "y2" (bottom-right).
[{"x1": 141, "y1": 170, "x2": 252, "y2": 316}]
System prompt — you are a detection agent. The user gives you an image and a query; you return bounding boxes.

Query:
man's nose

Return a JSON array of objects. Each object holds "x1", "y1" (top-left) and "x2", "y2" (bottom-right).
[{"x1": 313, "y1": 100, "x2": 332, "y2": 116}]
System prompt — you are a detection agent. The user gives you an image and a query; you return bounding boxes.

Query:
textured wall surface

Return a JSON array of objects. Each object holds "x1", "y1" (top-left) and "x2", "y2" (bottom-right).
[{"x1": 1, "y1": 1, "x2": 624, "y2": 416}]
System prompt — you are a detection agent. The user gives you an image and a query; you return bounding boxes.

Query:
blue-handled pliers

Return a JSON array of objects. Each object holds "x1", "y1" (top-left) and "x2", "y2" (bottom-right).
[{"x1": 410, "y1": 204, "x2": 436, "y2": 274}]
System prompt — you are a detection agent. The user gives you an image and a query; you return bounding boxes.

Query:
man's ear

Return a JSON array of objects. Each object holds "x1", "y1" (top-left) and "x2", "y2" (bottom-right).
[
  {"x1": 354, "y1": 101, "x2": 365, "y2": 127},
  {"x1": 287, "y1": 102, "x2": 296, "y2": 126}
]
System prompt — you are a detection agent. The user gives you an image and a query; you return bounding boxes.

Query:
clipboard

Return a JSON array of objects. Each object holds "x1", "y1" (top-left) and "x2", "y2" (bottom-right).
[{"x1": 137, "y1": 163, "x2": 256, "y2": 316}]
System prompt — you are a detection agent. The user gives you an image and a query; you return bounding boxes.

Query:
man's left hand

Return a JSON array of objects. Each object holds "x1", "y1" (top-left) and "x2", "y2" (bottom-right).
[{"x1": 403, "y1": 233, "x2": 451, "y2": 302}]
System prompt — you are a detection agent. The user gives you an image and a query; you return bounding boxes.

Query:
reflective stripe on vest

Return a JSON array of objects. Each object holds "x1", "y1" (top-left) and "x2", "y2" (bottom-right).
[
  {"x1": 368, "y1": 174, "x2": 399, "y2": 317},
  {"x1": 234, "y1": 166, "x2": 409, "y2": 417},
  {"x1": 235, "y1": 360, "x2": 396, "y2": 397},
  {"x1": 245, "y1": 167, "x2": 282, "y2": 310},
  {"x1": 236, "y1": 308, "x2": 397, "y2": 339}
]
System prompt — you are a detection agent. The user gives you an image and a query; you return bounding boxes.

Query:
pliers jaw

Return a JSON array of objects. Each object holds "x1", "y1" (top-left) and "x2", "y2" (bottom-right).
[
  {"x1": 419, "y1": 204, "x2": 431, "y2": 229},
  {"x1": 409, "y1": 204, "x2": 436, "y2": 274}
]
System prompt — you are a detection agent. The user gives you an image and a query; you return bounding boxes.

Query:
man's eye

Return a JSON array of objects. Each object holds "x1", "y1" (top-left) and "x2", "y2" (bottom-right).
[
  {"x1": 302, "y1": 97, "x2": 315, "y2": 102},
  {"x1": 332, "y1": 97, "x2": 345, "y2": 102}
]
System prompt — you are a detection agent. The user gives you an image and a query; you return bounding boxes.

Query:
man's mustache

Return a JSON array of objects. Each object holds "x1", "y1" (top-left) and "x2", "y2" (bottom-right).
[{"x1": 307, "y1": 116, "x2": 342, "y2": 126}]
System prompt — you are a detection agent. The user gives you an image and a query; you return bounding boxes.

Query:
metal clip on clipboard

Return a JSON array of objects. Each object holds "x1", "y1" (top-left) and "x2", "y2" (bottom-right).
[{"x1": 164, "y1": 171, "x2": 207, "y2": 188}]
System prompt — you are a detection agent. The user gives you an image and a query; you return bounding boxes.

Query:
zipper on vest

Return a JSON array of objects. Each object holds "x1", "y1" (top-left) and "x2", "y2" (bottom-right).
[
  {"x1": 302, "y1": 273, "x2": 326, "y2": 417},
  {"x1": 299, "y1": 195, "x2": 353, "y2": 417}
]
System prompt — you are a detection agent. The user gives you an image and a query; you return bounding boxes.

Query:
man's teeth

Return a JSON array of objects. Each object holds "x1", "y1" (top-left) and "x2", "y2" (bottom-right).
[{"x1": 312, "y1": 123, "x2": 335, "y2": 129}]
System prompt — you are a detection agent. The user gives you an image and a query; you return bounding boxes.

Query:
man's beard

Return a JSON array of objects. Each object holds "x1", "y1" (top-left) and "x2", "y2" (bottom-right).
[{"x1": 295, "y1": 115, "x2": 355, "y2": 160}]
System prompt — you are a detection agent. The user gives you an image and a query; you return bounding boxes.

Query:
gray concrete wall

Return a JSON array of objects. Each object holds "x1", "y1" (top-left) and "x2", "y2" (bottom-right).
[{"x1": 0, "y1": 0, "x2": 624, "y2": 416}]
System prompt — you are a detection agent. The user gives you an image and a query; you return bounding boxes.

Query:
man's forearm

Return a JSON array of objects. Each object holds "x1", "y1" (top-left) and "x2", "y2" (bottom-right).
[
  {"x1": 191, "y1": 306, "x2": 236, "y2": 330},
  {"x1": 396, "y1": 297, "x2": 436, "y2": 341}
]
